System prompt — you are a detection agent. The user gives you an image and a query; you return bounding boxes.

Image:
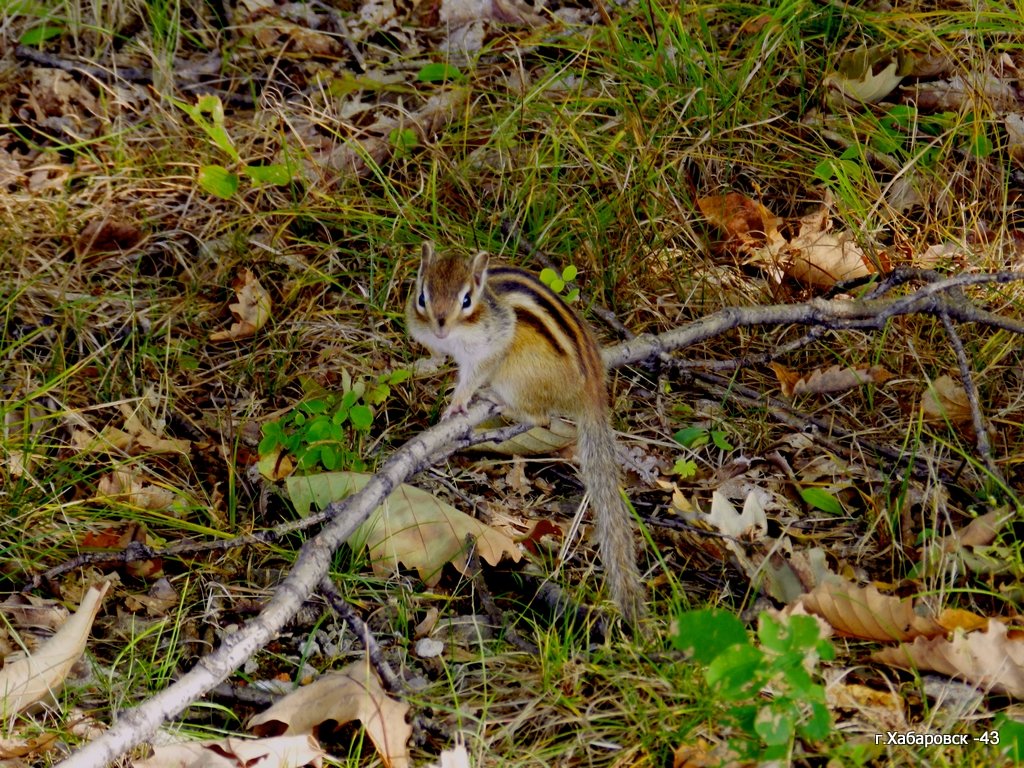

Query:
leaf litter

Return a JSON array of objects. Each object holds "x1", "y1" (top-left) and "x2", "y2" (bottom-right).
[{"x1": 2, "y1": 0, "x2": 1024, "y2": 764}]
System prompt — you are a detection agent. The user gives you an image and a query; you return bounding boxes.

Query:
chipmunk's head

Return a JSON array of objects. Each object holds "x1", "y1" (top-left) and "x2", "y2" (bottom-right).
[{"x1": 412, "y1": 241, "x2": 489, "y2": 339}]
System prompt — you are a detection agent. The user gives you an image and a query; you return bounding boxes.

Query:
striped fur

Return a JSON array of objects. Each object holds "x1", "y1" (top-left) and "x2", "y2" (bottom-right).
[{"x1": 406, "y1": 243, "x2": 645, "y2": 622}]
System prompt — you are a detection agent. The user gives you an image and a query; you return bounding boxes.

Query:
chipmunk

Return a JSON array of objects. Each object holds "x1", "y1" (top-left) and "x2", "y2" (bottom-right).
[{"x1": 406, "y1": 241, "x2": 645, "y2": 623}]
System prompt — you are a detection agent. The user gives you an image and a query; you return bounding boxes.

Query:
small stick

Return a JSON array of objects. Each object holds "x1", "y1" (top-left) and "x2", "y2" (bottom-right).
[
  {"x1": 318, "y1": 577, "x2": 404, "y2": 695},
  {"x1": 939, "y1": 312, "x2": 1004, "y2": 485}
]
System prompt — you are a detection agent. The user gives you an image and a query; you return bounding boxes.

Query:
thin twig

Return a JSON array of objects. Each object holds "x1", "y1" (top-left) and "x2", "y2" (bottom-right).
[
  {"x1": 939, "y1": 312, "x2": 1004, "y2": 484},
  {"x1": 54, "y1": 399, "x2": 502, "y2": 768},
  {"x1": 318, "y1": 577, "x2": 404, "y2": 695}
]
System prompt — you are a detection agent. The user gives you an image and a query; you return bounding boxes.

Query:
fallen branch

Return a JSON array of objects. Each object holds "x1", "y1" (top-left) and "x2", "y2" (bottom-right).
[
  {"x1": 604, "y1": 270, "x2": 1024, "y2": 369},
  {"x1": 56, "y1": 401, "x2": 504, "y2": 768}
]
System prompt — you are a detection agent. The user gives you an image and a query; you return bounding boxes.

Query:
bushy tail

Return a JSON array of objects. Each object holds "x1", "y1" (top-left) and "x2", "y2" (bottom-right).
[{"x1": 576, "y1": 406, "x2": 645, "y2": 624}]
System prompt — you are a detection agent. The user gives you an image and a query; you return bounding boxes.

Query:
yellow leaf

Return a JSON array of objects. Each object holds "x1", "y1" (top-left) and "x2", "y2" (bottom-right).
[{"x1": 286, "y1": 472, "x2": 521, "y2": 586}]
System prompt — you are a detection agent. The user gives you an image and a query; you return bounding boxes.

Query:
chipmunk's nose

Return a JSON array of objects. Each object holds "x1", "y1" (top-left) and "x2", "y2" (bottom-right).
[{"x1": 435, "y1": 318, "x2": 449, "y2": 339}]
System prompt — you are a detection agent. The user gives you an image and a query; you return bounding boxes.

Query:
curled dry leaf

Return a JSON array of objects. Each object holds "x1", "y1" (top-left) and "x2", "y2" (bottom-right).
[
  {"x1": 210, "y1": 268, "x2": 272, "y2": 342},
  {"x1": 782, "y1": 212, "x2": 877, "y2": 288},
  {"x1": 697, "y1": 192, "x2": 783, "y2": 251},
  {"x1": 770, "y1": 362, "x2": 893, "y2": 398},
  {"x1": 823, "y1": 45, "x2": 903, "y2": 104},
  {"x1": 796, "y1": 579, "x2": 987, "y2": 642},
  {"x1": 133, "y1": 734, "x2": 325, "y2": 768},
  {"x1": 872, "y1": 619, "x2": 1024, "y2": 699},
  {"x1": 248, "y1": 662, "x2": 410, "y2": 768},
  {"x1": 906, "y1": 71, "x2": 1019, "y2": 112},
  {"x1": 921, "y1": 374, "x2": 972, "y2": 425},
  {"x1": 936, "y1": 508, "x2": 1014, "y2": 551},
  {"x1": 698, "y1": 191, "x2": 878, "y2": 288},
  {"x1": 0, "y1": 581, "x2": 109, "y2": 718},
  {"x1": 0, "y1": 594, "x2": 70, "y2": 633},
  {"x1": 97, "y1": 469, "x2": 177, "y2": 510}
]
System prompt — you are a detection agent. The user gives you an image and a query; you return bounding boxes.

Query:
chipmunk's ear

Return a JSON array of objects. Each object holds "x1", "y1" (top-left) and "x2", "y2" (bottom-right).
[
  {"x1": 419, "y1": 241, "x2": 436, "y2": 270},
  {"x1": 470, "y1": 250, "x2": 489, "y2": 291}
]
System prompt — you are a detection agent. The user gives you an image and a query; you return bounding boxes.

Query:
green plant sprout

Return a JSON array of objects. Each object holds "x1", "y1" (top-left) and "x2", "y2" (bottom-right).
[
  {"x1": 259, "y1": 370, "x2": 410, "y2": 472},
  {"x1": 539, "y1": 265, "x2": 580, "y2": 303},
  {"x1": 173, "y1": 94, "x2": 297, "y2": 198}
]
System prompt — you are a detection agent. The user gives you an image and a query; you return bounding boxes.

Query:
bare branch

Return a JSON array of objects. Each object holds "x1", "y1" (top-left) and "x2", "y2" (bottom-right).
[
  {"x1": 939, "y1": 313, "x2": 1003, "y2": 485},
  {"x1": 604, "y1": 271, "x2": 1024, "y2": 369}
]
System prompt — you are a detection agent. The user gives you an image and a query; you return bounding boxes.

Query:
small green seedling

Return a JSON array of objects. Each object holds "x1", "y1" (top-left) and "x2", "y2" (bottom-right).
[
  {"x1": 259, "y1": 370, "x2": 410, "y2": 473},
  {"x1": 539, "y1": 265, "x2": 580, "y2": 303},
  {"x1": 173, "y1": 94, "x2": 298, "y2": 199}
]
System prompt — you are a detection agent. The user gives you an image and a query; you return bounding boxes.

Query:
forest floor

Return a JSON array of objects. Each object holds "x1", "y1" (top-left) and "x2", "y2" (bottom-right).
[{"x1": 2, "y1": 0, "x2": 1024, "y2": 766}]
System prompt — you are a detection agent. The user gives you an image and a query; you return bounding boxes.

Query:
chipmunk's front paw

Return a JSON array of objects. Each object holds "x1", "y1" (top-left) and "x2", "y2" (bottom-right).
[{"x1": 441, "y1": 399, "x2": 470, "y2": 420}]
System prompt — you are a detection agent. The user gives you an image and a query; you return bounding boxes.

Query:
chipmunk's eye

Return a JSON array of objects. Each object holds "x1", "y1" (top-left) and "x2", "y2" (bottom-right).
[
  {"x1": 461, "y1": 292, "x2": 472, "y2": 310},
  {"x1": 417, "y1": 290, "x2": 426, "y2": 310}
]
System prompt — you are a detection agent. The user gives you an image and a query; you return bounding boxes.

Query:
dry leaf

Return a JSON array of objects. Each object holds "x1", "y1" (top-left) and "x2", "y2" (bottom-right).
[
  {"x1": 1007, "y1": 113, "x2": 1024, "y2": 165},
  {"x1": 763, "y1": 547, "x2": 835, "y2": 605},
  {"x1": 673, "y1": 738, "x2": 719, "y2": 768},
  {"x1": 706, "y1": 490, "x2": 767, "y2": 540},
  {"x1": 906, "y1": 72, "x2": 1019, "y2": 112},
  {"x1": 699, "y1": 492, "x2": 770, "y2": 585},
  {"x1": 251, "y1": 18, "x2": 343, "y2": 56},
  {"x1": 824, "y1": 45, "x2": 903, "y2": 104},
  {"x1": 937, "y1": 509, "x2": 1014, "y2": 550},
  {"x1": 872, "y1": 619, "x2": 1024, "y2": 699},
  {"x1": 469, "y1": 416, "x2": 577, "y2": 455},
  {"x1": 133, "y1": 734, "x2": 325, "y2": 768},
  {"x1": 70, "y1": 405, "x2": 190, "y2": 455},
  {"x1": 97, "y1": 469, "x2": 176, "y2": 510},
  {"x1": 123, "y1": 578, "x2": 179, "y2": 617},
  {"x1": 210, "y1": 269, "x2": 272, "y2": 342},
  {"x1": 770, "y1": 363, "x2": 893, "y2": 398},
  {"x1": 286, "y1": 473, "x2": 521, "y2": 586},
  {"x1": 249, "y1": 662, "x2": 411, "y2": 768},
  {"x1": 700, "y1": 192, "x2": 878, "y2": 288},
  {"x1": 26, "y1": 68, "x2": 99, "y2": 119},
  {"x1": 826, "y1": 679, "x2": 907, "y2": 732},
  {"x1": 697, "y1": 192, "x2": 784, "y2": 250},
  {"x1": 358, "y1": 483, "x2": 521, "y2": 585},
  {"x1": 921, "y1": 374, "x2": 972, "y2": 425},
  {"x1": 0, "y1": 581, "x2": 110, "y2": 717},
  {"x1": 75, "y1": 217, "x2": 143, "y2": 256},
  {"x1": 436, "y1": 741, "x2": 471, "y2": 768},
  {"x1": 783, "y1": 219, "x2": 876, "y2": 288},
  {"x1": 796, "y1": 579, "x2": 986, "y2": 642},
  {"x1": 0, "y1": 595, "x2": 70, "y2": 633}
]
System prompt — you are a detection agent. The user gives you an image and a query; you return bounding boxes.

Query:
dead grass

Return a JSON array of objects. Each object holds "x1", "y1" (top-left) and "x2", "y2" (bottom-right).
[{"x1": 1, "y1": 0, "x2": 1024, "y2": 764}]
